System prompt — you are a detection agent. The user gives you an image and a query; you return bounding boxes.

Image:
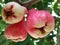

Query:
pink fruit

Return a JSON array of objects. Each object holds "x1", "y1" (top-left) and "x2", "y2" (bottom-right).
[
  {"x1": 4, "y1": 18, "x2": 27, "y2": 42},
  {"x1": 2, "y1": 2, "x2": 27, "y2": 24},
  {"x1": 26, "y1": 9, "x2": 55, "y2": 38}
]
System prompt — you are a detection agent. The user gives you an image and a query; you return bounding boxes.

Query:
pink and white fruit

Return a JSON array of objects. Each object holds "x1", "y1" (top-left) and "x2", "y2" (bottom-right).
[
  {"x1": 26, "y1": 9, "x2": 55, "y2": 38},
  {"x1": 4, "y1": 18, "x2": 27, "y2": 42},
  {"x1": 2, "y1": 2, "x2": 27, "y2": 24}
]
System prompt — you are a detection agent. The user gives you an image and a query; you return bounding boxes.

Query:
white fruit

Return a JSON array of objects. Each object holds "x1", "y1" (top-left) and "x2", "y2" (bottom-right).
[{"x1": 2, "y1": 2, "x2": 27, "y2": 24}]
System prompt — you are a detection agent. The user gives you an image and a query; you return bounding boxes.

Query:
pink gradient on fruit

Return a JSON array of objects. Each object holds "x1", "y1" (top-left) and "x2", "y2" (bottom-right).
[
  {"x1": 4, "y1": 18, "x2": 27, "y2": 42},
  {"x1": 26, "y1": 9, "x2": 55, "y2": 38}
]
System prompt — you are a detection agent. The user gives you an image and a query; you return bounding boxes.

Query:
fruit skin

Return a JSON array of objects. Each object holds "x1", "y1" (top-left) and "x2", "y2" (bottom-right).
[
  {"x1": 2, "y1": 2, "x2": 27, "y2": 24},
  {"x1": 26, "y1": 9, "x2": 55, "y2": 38},
  {"x1": 4, "y1": 18, "x2": 27, "y2": 42}
]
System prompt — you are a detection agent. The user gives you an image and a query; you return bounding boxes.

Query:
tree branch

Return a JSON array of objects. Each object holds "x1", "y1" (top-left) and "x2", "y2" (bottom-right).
[
  {"x1": 16, "y1": 0, "x2": 40, "y2": 9},
  {"x1": 0, "y1": 15, "x2": 2, "y2": 20}
]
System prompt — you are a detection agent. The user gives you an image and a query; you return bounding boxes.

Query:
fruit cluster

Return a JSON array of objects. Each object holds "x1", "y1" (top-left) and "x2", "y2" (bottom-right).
[{"x1": 2, "y1": 2, "x2": 55, "y2": 42}]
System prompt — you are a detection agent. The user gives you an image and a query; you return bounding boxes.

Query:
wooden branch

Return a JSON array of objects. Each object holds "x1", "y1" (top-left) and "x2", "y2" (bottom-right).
[
  {"x1": 57, "y1": 0, "x2": 60, "y2": 2},
  {"x1": 16, "y1": 0, "x2": 40, "y2": 9},
  {"x1": 0, "y1": 16, "x2": 2, "y2": 20}
]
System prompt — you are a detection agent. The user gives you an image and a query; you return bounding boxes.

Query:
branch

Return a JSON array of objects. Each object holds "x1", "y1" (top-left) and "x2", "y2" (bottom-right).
[
  {"x1": 16, "y1": 0, "x2": 40, "y2": 9},
  {"x1": 0, "y1": 15, "x2": 2, "y2": 20}
]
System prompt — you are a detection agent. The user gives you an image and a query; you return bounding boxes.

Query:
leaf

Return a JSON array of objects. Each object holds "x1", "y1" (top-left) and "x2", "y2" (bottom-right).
[
  {"x1": 0, "y1": 5, "x2": 2, "y2": 14},
  {"x1": 0, "y1": 0, "x2": 2, "y2": 3},
  {"x1": 0, "y1": 20, "x2": 7, "y2": 32},
  {"x1": 54, "y1": 2, "x2": 60, "y2": 16}
]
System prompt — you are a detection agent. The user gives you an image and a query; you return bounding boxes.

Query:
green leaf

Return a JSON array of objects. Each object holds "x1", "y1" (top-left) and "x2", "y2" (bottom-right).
[
  {"x1": 0, "y1": 0, "x2": 2, "y2": 3},
  {"x1": 0, "y1": 5, "x2": 2, "y2": 14},
  {"x1": 54, "y1": 2, "x2": 60, "y2": 16},
  {"x1": 0, "y1": 20, "x2": 7, "y2": 32}
]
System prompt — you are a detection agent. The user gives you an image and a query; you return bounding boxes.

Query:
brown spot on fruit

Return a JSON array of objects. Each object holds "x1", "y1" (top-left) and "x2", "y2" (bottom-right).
[
  {"x1": 3, "y1": 9, "x2": 16, "y2": 20},
  {"x1": 35, "y1": 27, "x2": 45, "y2": 34},
  {"x1": 9, "y1": 5, "x2": 13, "y2": 10}
]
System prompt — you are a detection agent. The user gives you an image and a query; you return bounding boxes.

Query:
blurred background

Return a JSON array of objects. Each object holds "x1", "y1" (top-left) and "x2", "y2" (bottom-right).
[{"x1": 0, "y1": 0, "x2": 60, "y2": 45}]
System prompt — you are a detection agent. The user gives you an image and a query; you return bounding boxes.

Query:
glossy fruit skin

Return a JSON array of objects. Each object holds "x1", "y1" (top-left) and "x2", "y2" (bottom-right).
[
  {"x1": 2, "y1": 2, "x2": 27, "y2": 24},
  {"x1": 4, "y1": 18, "x2": 27, "y2": 42},
  {"x1": 26, "y1": 9, "x2": 55, "y2": 38}
]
